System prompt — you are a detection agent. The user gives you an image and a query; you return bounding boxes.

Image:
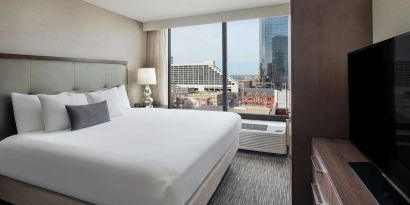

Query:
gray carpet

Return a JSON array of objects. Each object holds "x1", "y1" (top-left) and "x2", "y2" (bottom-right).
[{"x1": 208, "y1": 150, "x2": 291, "y2": 205}]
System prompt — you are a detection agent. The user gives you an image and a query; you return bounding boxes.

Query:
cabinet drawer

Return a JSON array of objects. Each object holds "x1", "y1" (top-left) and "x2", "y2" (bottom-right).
[
  {"x1": 332, "y1": 186, "x2": 342, "y2": 205},
  {"x1": 312, "y1": 169, "x2": 333, "y2": 204},
  {"x1": 312, "y1": 146, "x2": 334, "y2": 204},
  {"x1": 311, "y1": 183, "x2": 323, "y2": 205}
]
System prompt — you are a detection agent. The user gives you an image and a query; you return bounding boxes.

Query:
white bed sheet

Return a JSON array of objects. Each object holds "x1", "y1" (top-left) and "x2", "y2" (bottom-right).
[{"x1": 0, "y1": 108, "x2": 241, "y2": 205}]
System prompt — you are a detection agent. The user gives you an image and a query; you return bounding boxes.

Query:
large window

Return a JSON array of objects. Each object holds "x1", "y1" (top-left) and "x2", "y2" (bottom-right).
[
  {"x1": 228, "y1": 16, "x2": 289, "y2": 117},
  {"x1": 170, "y1": 23, "x2": 223, "y2": 111},
  {"x1": 169, "y1": 16, "x2": 289, "y2": 119}
]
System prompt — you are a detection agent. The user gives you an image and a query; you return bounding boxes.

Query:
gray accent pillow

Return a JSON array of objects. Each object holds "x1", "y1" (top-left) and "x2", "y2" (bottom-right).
[{"x1": 66, "y1": 101, "x2": 110, "y2": 131}]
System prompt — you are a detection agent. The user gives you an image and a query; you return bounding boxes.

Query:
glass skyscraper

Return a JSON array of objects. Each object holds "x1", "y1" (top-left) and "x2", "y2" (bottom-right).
[
  {"x1": 272, "y1": 35, "x2": 288, "y2": 89},
  {"x1": 259, "y1": 16, "x2": 289, "y2": 88}
]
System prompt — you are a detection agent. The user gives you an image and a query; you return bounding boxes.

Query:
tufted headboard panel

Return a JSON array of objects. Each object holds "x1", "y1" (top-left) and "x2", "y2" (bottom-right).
[{"x1": 0, "y1": 53, "x2": 128, "y2": 140}]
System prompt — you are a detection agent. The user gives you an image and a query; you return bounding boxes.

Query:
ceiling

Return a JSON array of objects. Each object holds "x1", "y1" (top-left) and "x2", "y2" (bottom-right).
[{"x1": 83, "y1": 0, "x2": 289, "y2": 22}]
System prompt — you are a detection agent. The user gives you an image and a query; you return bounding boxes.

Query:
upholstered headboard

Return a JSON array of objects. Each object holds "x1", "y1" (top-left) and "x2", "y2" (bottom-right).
[{"x1": 0, "y1": 53, "x2": 128, "y2": 140}]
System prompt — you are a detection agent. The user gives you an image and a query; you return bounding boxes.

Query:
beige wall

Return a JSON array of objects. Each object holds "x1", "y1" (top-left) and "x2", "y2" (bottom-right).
[
  {"x1": 373, "y1": 0, "x2": 410, "y2": 43},
  {"x1": 0, "y1": 0, "x2": 146, "y2": 104},
  {"x1": 143, "y1": 4, "x2": 289, "y2": 31}
]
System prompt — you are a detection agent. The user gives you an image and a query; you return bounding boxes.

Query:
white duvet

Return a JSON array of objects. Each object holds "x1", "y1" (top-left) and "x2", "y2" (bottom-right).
[{"x1": 0, "y1": 109, "x2": 241, "y2": 205}]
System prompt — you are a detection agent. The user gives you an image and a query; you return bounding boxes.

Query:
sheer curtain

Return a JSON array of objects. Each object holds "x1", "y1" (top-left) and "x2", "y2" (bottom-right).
[{"x1": 146, "y1": 29, "x2": 168, "y2": 106}]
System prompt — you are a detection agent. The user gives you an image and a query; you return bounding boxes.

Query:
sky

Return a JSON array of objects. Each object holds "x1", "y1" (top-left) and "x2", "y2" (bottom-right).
[{"x1": 171, "y1": 19, "x2": 259, "y2": 76}]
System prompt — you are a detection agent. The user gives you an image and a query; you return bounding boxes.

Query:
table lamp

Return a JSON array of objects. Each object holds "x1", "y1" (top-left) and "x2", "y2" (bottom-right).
[{"x1": 137, "y1": 68, "x2": 157, "y2": 107}]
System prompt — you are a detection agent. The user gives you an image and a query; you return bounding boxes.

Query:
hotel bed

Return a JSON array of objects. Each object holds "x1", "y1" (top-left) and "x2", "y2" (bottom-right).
[
  {"x1": 0, "y1": 53, "x2": 240, "y2": 205},
  {"x1": 0, "y1": 109, "x2": 240, "y2": 205}
]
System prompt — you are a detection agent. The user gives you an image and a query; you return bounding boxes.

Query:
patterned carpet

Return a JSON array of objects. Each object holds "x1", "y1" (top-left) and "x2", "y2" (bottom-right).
[{"x1": 208, "y1": 150, "x2": 291, "y2": 205}]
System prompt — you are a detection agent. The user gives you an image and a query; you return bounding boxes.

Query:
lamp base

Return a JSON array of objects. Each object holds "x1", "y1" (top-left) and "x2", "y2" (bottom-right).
[{"x1": 144, "y1": 84, "x2": 153, "y2": 107}]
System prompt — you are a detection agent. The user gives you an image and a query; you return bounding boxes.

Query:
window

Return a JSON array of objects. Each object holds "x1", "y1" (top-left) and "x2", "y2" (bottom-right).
[
  {"x1": 170, "y1": 23, "x2": 223, "y2": 111},
  {"x1": 169, "y1": 16, "x2": 289, "y2": 120},
  {"x1": 227, "y1": 16, "x2": 289, "y2": 117}
]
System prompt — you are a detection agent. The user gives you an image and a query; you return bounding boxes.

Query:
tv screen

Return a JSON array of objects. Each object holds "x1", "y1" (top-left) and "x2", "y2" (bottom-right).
[{"x1": 348, "y1": 32, "x2": 410, "y2": 202}]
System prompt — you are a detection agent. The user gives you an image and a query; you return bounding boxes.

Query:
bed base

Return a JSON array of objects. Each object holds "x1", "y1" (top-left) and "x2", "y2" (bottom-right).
[{"x1": 0, "y1": 140, "x2": 238, "y2": 205}]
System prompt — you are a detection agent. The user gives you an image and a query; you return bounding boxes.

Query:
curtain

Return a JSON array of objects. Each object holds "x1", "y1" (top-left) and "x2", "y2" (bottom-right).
[{"x1": 146, "y1": 29, "x2": 168, "y2": 106}]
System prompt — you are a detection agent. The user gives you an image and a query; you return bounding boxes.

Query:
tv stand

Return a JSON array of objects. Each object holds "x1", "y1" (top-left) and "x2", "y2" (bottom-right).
[
  {"x1": 312, "y1": 137, "x2": 378, "y2": 205},
  {"x1": 349, "y1": 162, "x2": 408, "y2": 205},
  {"x1": 312, "y1": 138, "x2": 409, "y2": 205}
]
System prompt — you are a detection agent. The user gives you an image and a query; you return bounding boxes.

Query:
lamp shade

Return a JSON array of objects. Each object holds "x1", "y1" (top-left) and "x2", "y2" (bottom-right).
[{"x1": 137, "y1": 68, "x2": 157, "y2": 85}]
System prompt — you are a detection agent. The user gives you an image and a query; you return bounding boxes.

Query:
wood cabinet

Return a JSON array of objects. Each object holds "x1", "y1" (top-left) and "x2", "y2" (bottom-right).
[{"x1": 311, "y1": 137, "x2": 378, "y2": 205}]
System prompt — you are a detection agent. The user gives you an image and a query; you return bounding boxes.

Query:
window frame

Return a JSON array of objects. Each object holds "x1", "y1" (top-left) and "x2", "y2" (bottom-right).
[{"x1": 168, "y1": 23, "x2": 289, "y2": 122}]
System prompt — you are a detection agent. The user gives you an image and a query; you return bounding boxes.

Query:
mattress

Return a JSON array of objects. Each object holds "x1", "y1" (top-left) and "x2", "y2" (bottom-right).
[{"x1": 0, "y1": 108, "x2": 241, "y2": 205}]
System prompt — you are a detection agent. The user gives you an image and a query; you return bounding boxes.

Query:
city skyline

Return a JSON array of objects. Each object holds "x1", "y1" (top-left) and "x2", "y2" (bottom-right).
[
  {"x1": 171, "y1": 16, "x2": 288, "y2": 76},
  {"x1": 170, "y1": 16, "x2": 290, "y2": 115},
  {"x1": 259, "y1": 16, "x2": 289, "y2": 87}
]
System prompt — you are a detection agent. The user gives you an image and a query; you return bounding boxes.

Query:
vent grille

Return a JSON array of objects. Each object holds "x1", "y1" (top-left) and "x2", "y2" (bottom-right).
[
  {"x1": 241, "y1": 123, "x2": 268, "y2": 131},
  {"x1": 239, "y1": 132, "x2": 287, "y2": 154}
]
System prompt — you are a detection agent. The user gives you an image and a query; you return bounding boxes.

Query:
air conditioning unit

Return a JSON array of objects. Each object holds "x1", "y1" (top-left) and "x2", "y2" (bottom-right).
[{"x1": 239, "y1": 119, "x2": 287, "y2": 154}]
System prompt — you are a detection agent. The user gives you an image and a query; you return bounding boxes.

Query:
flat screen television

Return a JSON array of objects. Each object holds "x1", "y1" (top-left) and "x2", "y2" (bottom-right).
[{"x1": 348, "y1": 32, "x2": 410, "y2": 203}]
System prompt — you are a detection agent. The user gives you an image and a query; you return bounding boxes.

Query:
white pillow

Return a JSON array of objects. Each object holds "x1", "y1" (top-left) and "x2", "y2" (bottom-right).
[
  {"x1": 11, "y1": 93, "x2": 44, "y2": 134},
  {"x1": 86, "y1": 88, "x2": 123, "y2": 118},
  {"x1": 117, "y1": 85, "x2": 131, "y2": 113},
  {"x1": 38, "y1": 93, "x2": 88, "y2": 132}
]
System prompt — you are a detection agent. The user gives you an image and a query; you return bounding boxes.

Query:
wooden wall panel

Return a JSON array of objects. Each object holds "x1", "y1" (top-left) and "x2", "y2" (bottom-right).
[{"x1": 290, "y1": 0, "x2": 372, "y2": 204}]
